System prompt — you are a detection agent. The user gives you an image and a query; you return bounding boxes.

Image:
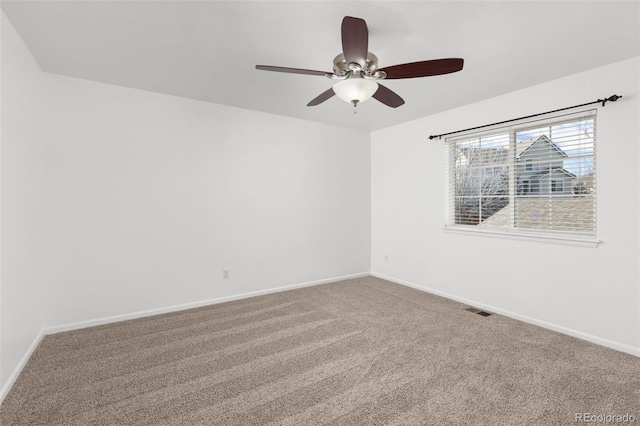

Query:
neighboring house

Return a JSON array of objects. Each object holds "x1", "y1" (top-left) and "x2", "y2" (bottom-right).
[
  {"x1": 455, "y1": 146, "x2": 508, "y2": 169},
  {"x1": 515, "y1": 135, "x2": 576, "y2": 195},
  {"x1": 454, "y1": 134, "x2": 580, "y2": 226},
  {"x1": 479, "y1": 134, "x2": 593, "y2": 230}
]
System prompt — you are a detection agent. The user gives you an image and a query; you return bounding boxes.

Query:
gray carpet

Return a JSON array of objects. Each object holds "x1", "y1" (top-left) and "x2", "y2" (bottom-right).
[{"x1": 1, "y1": 276, "x2": 639, "y2": 425}]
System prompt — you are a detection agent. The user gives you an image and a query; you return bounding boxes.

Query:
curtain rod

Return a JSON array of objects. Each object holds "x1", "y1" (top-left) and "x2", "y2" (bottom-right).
[{"x1": 428, "y1": 94, "x2": 622, "y2": 140}]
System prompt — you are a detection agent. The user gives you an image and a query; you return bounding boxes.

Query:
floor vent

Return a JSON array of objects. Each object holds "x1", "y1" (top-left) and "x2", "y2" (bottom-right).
[{"x1": 465, "y1": 307, "x2": 492, "y2": 317}]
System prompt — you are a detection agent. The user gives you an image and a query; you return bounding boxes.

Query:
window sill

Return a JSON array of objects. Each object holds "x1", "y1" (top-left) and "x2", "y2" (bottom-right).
[{"x1": 442, "y1": 226, "x2": 600, "y2": 248}]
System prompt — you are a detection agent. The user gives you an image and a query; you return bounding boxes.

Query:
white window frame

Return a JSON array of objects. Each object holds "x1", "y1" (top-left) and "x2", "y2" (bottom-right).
[{"x1": 443, "y1": 109, "x2": 599, "y2": 247}]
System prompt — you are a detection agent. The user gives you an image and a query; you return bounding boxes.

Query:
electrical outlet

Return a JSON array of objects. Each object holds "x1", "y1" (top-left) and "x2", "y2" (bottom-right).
[{"x1": 223, "y1": 269, "x2": 229, "y2": 279}]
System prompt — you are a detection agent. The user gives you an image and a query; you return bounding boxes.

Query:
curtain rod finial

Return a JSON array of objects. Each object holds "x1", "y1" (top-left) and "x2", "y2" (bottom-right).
[{"x1": 602, "y1": 94, "x2": 622, "y2": 106}]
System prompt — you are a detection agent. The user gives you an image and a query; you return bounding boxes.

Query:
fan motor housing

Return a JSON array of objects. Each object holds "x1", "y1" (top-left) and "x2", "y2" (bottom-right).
[{"x1": 333, "y1": 52, "x2": 380, "y2": 77}]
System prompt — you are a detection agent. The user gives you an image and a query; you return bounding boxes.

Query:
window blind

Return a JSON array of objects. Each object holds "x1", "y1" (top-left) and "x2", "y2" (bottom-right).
[{"x1": 445, "y1": 110, "x2": 596, "y2": 238}]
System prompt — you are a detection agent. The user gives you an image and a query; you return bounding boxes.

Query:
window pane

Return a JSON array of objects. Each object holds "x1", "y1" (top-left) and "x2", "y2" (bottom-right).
[{"x1": 514, "y1": 117, "x2": 595, "y2": 233}]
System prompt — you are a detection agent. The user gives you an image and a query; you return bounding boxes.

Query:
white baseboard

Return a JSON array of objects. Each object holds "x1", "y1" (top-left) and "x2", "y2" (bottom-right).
[
  {"x1": 43, "y1": 272, "x2": 371, "y2": 336},
  {"x1": 0, "y1": 329, "x2": 44, "y2": 405},
  {"x1": 372, "y1": 272, "x2": 640, "y2": 358}
]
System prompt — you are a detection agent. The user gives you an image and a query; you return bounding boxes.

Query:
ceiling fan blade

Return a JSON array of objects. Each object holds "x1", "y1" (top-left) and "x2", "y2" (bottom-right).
[
  {"x1": 372, "y1": 84, "x2": 405, "y2": 108},
  {"x1": 379, "y1": 58, "x2": 464, "y2": 79},
  {"x1": 307, "y1": 88, "x2": 335, "y2": 106},
  {"x1": 256, "y1": 65, "x2": 333, "y2": 77},
  {"x1": 341, "y1": 16, "x2": 368, "y2": 67}
]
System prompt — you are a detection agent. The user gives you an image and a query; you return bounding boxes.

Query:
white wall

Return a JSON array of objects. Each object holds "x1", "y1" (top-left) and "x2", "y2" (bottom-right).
[
  {"x1": 41, "y1": 73, "x2": 371, "y2": 328},
  {"x1": 0, "y1": 13, "x2": 46, "y2": 391},
  {"x1": 371, "y1": 57, "x2": 640, "y2": 354}
]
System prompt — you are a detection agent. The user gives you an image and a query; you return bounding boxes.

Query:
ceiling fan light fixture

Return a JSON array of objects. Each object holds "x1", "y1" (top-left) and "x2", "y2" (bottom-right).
[
  {"x1": 256, "y1": 16, "x2": 464, "y2": 109},
  {"x1": 333, "y1": 76, "x2": 378, "y2": 105}
]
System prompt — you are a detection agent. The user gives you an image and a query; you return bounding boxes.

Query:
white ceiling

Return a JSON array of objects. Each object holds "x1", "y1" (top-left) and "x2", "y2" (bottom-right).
[{"x1": 2, "y1": 1, "x2": 639, "y2": 131}]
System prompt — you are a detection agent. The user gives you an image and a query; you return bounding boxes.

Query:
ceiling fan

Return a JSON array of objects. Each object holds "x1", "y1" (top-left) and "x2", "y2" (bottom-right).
[{"x1": 256, "y1": 16, "x2": 464, "y2": 112}]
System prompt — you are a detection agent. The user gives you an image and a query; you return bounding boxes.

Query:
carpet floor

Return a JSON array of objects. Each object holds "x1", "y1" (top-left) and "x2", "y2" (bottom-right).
[{"x1": 1, "y1": 276, "x2": 639, "y2": 425}]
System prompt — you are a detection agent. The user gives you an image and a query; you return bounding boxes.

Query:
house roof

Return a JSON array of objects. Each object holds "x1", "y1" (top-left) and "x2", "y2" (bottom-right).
[
  {"x1": 516, "y1": 135, "x2": 568, "y2": 160},
  {"x1": 530, "y1": 167, "x2": 577, "y2": 179},
  {"x1": 480, "y1": 197, "x2": 595, "y2": 232}
]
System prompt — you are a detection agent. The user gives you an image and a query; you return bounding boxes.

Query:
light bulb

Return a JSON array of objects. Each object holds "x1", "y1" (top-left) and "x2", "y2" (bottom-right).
[{"x1": 333, "y1": 76, "x2": 379, "y2": 105}]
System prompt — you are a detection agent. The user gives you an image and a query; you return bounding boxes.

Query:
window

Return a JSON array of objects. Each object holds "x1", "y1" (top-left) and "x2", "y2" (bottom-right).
[
  {"x1": 551, "y1": 180, "x2": 563, "y2": 193},
  {"x1": 446, "y1": 110, "x2": 596, "y2": 239}
]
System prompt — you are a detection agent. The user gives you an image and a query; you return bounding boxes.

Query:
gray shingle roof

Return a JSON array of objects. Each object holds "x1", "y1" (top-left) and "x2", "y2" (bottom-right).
[{"x1": 479, "y1": 196, "x2": 595, "y2": 232}]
